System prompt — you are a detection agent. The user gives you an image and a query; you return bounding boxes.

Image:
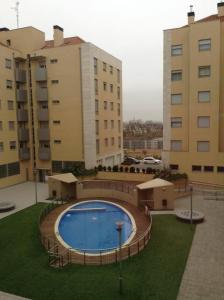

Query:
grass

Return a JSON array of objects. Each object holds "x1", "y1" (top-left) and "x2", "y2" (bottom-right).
[{"x1": 0, "y1": 204, "x2": 195, "y2": 300}]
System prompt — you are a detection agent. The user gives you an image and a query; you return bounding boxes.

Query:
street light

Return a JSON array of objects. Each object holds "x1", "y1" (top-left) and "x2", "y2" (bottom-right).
[
  {"x1": 33, "y1": 169, "x2": 38, "y2": 205},
  {"x1": 116, "y1": 221, "x2": 124, "y2": 295},
  {"x1": 189, "y1": 184, "x2": 193, "y2": 225}
]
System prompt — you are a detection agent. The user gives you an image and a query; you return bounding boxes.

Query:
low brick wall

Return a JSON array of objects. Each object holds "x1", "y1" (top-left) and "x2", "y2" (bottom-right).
[{"x1": 96, "y1": 171, "x2": 154, "y2": 182}]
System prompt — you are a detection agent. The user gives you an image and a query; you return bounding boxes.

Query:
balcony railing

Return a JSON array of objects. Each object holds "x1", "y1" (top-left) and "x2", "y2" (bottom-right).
[
  {"x1": 16, "y1": 69, "x2": 26, "y2": 83},
  {"x1": 16, "y1": 89, "x2": 28, "y2": 102},
  {"x1": 35, "y1": 67, "x2": 47, "y2": 81},
  {"x1": 18, "y1": 128, "x2": 29, "y2": 142},
  {"x1": 36, "y1": 88, "x2": 48, "y2": 102},
  {"x1": 38, "y1": 128, "x2": 50, "y2": 141},
  {"x1": 37, "y1": 109, "x2": 49, "y2": 121},
  {"x1": 38, "y1": 147, "x2": 51, "y2": 160},
  {"x1": 17, "y1": 109, "x2": 28, "y2": 122},
  {"x1": 19, "y1": 148, "x2": 30, "y2": 160}
]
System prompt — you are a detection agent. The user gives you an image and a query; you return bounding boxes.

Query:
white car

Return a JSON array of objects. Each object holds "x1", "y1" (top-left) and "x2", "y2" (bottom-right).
[{"x1": 142, "y1": 157, "x2": 161, "y2": 164}]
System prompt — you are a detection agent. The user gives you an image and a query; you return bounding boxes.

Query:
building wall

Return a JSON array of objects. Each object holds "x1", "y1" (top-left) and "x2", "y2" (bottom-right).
[{"x1": 163, "y1": 13, "x2": 224, "y2": 186}]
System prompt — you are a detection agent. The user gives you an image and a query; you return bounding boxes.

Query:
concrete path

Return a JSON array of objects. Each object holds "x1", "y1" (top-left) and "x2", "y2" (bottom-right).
[
  {"x1": 0, "y1": 291, "x2": 29, "y2": 300},
  {"x1": 0, "y1": 182, "x2": 48, "y2": 219},
  {"x1": 176, "y1": 194, "x2": 224, "y2": 300}
]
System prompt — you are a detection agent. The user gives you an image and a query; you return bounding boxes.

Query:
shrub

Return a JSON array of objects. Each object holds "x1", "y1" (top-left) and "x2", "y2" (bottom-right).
[
  {"x1": 153, "y1": 168, "x2": 188, "y2": 181},
  {"x1": 113, "y1": 165, "x2": 119, "y2": 172},
  {"x1": 103, "y1": 166, "x2": 107, "y2": 171},
  {"x1": 142, "y1": 169, "x2": 146, "y2": 174},
  {"x1": 119, "y1": 166, "x2": 123, "y2": 172},
  {"x1": 98, "y1": 165, "x2": 103, "y2": 171},
  {"x1": 136, "y1": 168, "x2": 140, "y2": 173},
  {"x1": 107, "y1": 166, "x2": 112, "y2": 172}
]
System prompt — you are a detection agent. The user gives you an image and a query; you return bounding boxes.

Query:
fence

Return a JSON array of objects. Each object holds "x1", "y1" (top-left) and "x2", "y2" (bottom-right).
[{"x1": 82, "y1": 180, "x2": 136, "y2": 194}]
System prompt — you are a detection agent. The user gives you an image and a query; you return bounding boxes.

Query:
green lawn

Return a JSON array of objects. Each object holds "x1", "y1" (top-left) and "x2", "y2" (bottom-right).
[{"x1": 0, "y1": 204, "x2": 195, "y2": 300}]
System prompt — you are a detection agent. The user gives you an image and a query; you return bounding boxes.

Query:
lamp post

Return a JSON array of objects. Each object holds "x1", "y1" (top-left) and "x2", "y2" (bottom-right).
[
  {"x1": 116, "y1": 221, "x2": 124, "y2": 295},
  {"x1": 33, "y1": 169, "x2": 38, "y2": 205},
  {"x1": 189, "y1": 184, "x2": 193, "y2": 225}
]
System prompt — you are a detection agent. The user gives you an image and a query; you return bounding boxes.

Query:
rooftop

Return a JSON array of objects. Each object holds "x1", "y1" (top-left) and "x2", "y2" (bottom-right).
[{"x1": 43, "y1": 36, "x2": 85, "y2": 48}]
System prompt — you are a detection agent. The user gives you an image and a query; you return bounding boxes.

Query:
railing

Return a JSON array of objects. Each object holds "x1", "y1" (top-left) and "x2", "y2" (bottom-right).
[{"x1": 82, "y1": 180, "x2": 136, "y2": 195}]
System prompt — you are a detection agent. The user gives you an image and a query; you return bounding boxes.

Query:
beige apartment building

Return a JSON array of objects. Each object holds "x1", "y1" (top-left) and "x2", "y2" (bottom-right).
[
  {"x1": 0, "y1": 25, "x2": 123, "y2": 188},
  {"x1": 163, "y1": 2, "x2": 224, "y2": 186}
]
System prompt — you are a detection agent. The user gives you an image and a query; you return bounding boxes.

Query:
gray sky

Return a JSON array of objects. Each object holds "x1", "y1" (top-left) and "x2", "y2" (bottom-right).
[{"x1": 1, "y1": 0, "x2": 219, "y2": 121}]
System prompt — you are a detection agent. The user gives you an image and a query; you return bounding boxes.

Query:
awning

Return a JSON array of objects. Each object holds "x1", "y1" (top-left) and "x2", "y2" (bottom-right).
[
  {"x1": 48, "y1": 173, "x2": 78, "y2": 184},
  {"x1": 136, "y1": 178, "x2": 173, "y2": 190}
]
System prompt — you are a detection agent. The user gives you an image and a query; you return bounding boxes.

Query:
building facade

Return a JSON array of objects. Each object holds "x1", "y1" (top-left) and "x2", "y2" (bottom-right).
[
  {"x1": 163, "y1": 2, "x2": 224, "y2": 186},
  {"x1": 0, "y1": 25, "x2": 123, "y2": 188}
]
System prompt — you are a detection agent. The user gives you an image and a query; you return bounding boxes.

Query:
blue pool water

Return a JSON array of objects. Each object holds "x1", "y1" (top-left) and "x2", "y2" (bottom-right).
[{"x1": 58, "y1": 201, "x2": 133, "y2": 253}]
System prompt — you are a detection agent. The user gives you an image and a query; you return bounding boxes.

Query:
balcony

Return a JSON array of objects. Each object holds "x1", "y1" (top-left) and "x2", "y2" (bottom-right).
[
  {"x1": 38, "y1": 147, "x2": 51, "y2": 160},
  {"x1": 17, "y1": 109, "x2": 28, "y2": 122},
  {"x1": 15, "y1": 69, "x2": 26, "y2": 83},
  {"x1": 36, "y1": 88, "x2": 48, "y2": 102},
  {"x1": 35, "y1": 67, "x2": 47, "y2": 81},
  {"x1": 18, "y1": 128, "x2": 29, "y2": 142},
  {"x1": 16, "y1": 89, "x2": 27, "y2": 102},
  {"x1": 37, "y1": 109, "x2": 49, "y2": 121},
  {"x1": 19, "y1": 148, "x2": 30, "y2": 160},
  {"x1": 38, "y1": 128, "x2": 50, "y2": 141}
]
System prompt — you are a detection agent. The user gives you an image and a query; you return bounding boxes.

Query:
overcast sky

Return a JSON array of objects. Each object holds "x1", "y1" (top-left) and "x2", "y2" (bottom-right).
[{"x1": 0, "y1": 0, "x2": 219, "y2": 121}]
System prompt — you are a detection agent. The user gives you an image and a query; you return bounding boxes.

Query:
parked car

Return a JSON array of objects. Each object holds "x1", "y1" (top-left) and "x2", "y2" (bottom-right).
[
  {"x1": 142, "y1": 157, "x2": 161, "y2": 164},
  {"x1": 122, "y1": 157, "x2": 140, "y2": 165}
]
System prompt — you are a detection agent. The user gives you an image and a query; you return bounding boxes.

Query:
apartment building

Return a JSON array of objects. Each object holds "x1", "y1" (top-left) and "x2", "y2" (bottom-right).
[
  {"x1": 163, "y1": 2, "x2": 224, "y2": 186},
  {"x1": 0, "y1": 25, "x2": 123, "y2": 188}
]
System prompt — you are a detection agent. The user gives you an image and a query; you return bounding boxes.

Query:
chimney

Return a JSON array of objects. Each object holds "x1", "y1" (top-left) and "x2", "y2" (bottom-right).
[
  {"x1": 217, "y1": 2, "x2": 224, "y2": 17},
  {"x1": 188, "y1": 5, "x2": 195, "y2": 25},
  {"x1": 53, "y1": 25, "x2": 64, "y2": 47}
]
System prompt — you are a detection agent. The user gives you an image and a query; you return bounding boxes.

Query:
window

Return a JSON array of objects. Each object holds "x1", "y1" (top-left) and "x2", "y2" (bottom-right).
[
  {"x1": 103, "y1": 82, "x2": 107, "y2": 91},
  {"x1": 117, "y1": 103, "x2": 120, "y2": 116},
  {"x1": 94, "y1": 57, "x2": 98, "y2": 75},
  {"x1": 95, "y1": 99, "x2": 99, "y2": 114},
  {"x1": 117, "y1": 69, "x2": 120, "y2": 83},
  {"x1": 0, "y1": 142, "x2": 3, "y2": 152},
  {"x1": 118, "y1": 120, "x2": 121, "y2": 132},
  {"x1": 170, "y1": 164, "x2": 179, "y2": 170},
  {"x1": 104, "y1": 138, "x2": 108, "y2": 147},
  {"x1": 110, "y1": 65, "x2": 113, "y2": 74},
  {"x1": 5, "y1": 59, "x2": 12, "y2": 69},
  {"x1": 110, "y1": 102, "x2": 114, "y2": 111},
  {"x1": 50, "y1": 59, "x2": 58, "y2": 64},
  {"x1": 110, "y1": 84, "x2": 113, "y2": 93},
  {"x1": 171, "y1": 70, "x2": 182, "y2": 81},
  {"x1": 199, "y1": 39, "x2": 211, "y2": 51},
  {"x1": 199, "y1": 66, "x2": 210, "y2": 77},
  {"x1": 95, "y1": 120, "x2": 99, "y2": 135},
  {"x1": 52, "y1": 100, "x2": 60, "y2": 104},
  {"x1": 104, "y1": 101, "x2": 107, "y2": 110},
  {"x1": 162, "y1": 199, "x2": 167, "y2": 207},
  {"x1": 53, "y1": 120, "x2": 61, "y2": 125},
  {"x1": 103, "y1": 62, "x2": 107, "y2": 71},
  {"x1": 0, "y1": 121, "x2": 2, "y2": 130},
  {"x1": 192, "y1": 165, "x2": 202, "y2": 172},
  {"x1": 9, "y1": 141, "x2": 16, "y2": 150},
  {"x1": 8, "y1": 121, "x2": 15, "y2": 130},
  {"x1": 51, "y1": 80, "x2": 59, "y2": 84},
  {"x1": 96, "y1": 139, "x2": 100, "y2": 154},
  {"x1": 54, "y1": 140, "x2": 61, "y2": 144},
  {"x1": 6, "y1": 80, "x2": 12, "y2": 89},
  {"x1": 171, "y1": 140, "x2": 182, "y2": 151},
  {"x1": 95, "y1": 79, "x2": 98, "y2": 95},
  {"x1": 8, "y1": 100, "x2": 14, "y2": 110},
  {"x1": 197, "y1": 116, "x2": 210, "y2": 128},
  {"x1": 217, "y1": 166, "x2": 224, "y2": 173},
  {"x1": 171, "y1": 45, "x2": 182, "y2": 56},
  {"x1": 118, "y1": 136, "x2": 121, "y2": 148},
  {"x1": 198, "y1": 91, "x2": 210, "y2": 103},
  {"x1": 8, "y1": 162, "x2": 20, "y2": 176},
  {"x1": 204, "y1": 166, "x2": 214, "y2": 172},
  {"x1": 104, "y1": 120, "x2": 108, "y2": 129},
  {"x1": 111, "y1": 120, "x2": 114, "y2": 129},
  {"x1": 171, "y1": 94, "x2": 182, "y2": 105},
  {"x1": 171, "y1": 117, "x2": 182, "y2": 128},
  {"x1": 0, "y1": 164, "x2": 7, "y2": 178},
  {"x1": 197, "y1": 141, "x2": 210, "y2": 152},
  {"x1": 111, "y1": 137, "x2": 115, "y2": 146},
  {"x1": 117, "y1": 87, "x2": 120, "y2": 99}
]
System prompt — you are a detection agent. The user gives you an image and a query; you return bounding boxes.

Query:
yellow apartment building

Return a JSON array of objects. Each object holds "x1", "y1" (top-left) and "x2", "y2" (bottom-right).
[
  {"x1": 163, "y1": 2, "x2": 224, "y2": 186},
  {"x1": 0, "y1": 25, "x2": 123, "y2": 188}
]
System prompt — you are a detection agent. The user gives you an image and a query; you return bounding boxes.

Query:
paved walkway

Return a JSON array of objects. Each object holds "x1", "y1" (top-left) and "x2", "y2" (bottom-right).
[
  {"x1": 0, "y1": 291, "x2": 29, "y2": 300},
  {"x1": 0, "y1": 182, "x2": 48, "y2": 219},
  {"x1": 176, "y1": 194, "x2": 224, "y2": 300}
]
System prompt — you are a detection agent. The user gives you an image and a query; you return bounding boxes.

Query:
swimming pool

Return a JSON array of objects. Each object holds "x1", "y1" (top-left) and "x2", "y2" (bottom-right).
[{"x1": 55, "y1": 200, "x2": 136, "y2": 254}]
